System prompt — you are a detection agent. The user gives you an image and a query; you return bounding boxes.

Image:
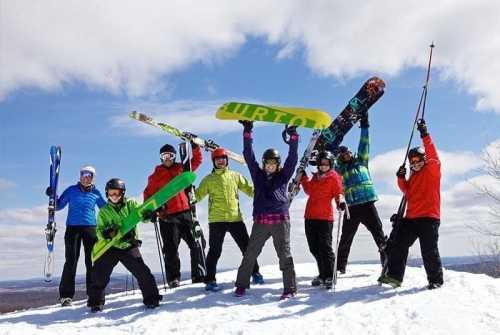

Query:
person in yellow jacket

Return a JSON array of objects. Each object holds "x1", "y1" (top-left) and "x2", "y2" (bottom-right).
[
  {"x1": 195, "y1": 148, "x2": 263, "y2": 291},
  {"x1": 87, "y1": 178, "x2": 161, "y2": 312}
]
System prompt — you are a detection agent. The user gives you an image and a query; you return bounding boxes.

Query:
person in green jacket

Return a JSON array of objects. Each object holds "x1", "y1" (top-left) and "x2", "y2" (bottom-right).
[
  {"x1": 195, "y1": 148, "x2": 263, "y2": 291},
  {"x1": 335, "y1": 113, "x2": 386, "y2": 274},
  {"x1": 87, "y1": 178, "x2": 161, "y2": 312}
]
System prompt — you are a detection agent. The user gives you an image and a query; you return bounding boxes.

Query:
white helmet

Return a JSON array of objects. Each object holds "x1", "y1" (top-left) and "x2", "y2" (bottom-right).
[{"x1": 80, "y1": 165, "x2": 96, "y2": 184}]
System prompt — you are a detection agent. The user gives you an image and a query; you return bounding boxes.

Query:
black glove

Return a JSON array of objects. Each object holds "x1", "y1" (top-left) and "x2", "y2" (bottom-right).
[
  {"x1": 396, "y1": 165, "x2": 407, "y2": 178},
  {"x1": 285, "y1": 125, "x2": 298, "y2": 136},
  {"x1": 338, "y1": 201, "x2": 347, "y2": 211},
  {"x1": 360, "y1": 112, "x2": 369, "y2": 128},
  {"x1": 238, "y1": 120, "x2": 254, "y2": 132},
  {"x1": 297, "y1": 167, "x2": 307, "y2": 177},
  {"x1": 142, "y1": 210, "x2": 157, "y2": 223},
  {"x1": 102, "y1": 225, "x2": 119, "y2": 239},
  {"x1": 417, "y1": 119, "x2": 428, "y2": 138},
  {"x1": 45, "y1": 187, "x2": 52, "y2": 197},
  {"x1": 123, "y1": 229, "x2": 136, "y2": 241}
]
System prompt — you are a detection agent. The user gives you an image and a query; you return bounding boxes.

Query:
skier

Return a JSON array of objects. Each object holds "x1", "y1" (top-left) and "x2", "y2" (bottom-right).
[
  {"x1": 195, "y1": 148, "x2": 263, "y2": 292},
  {"x1": 299, "y1": 150, "x2": 345, "y2": 289},
  {"x1": 234, "y1": 121, "x2": 298, "y2": 300},
  {"x1": 144, "y1": 142, "x2": 205, "y2": 288},
  {"x1": 335, "y1": 113, "x2": 386, "y2": 274},
  {"x1": 87, "y1": 178, "x2": 162, "y2": 312},
  {"x1": 379, "y1": 119, "x2": 444, "y2": 289},
  {"x1": 45, "y1": 165, "x2": 106, "y2": 306}
]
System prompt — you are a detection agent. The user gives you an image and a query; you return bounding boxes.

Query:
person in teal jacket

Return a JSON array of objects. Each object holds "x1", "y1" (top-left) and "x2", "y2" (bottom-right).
[
  {"x1": 195, "y1": 148, "x2": 263, "y2": 291},
  {"x1": 335, "y1": 114, "x2": 386, "y2": 273},
  {"x1": 87, "y1": 178, "x2": 161, "y2": 312}
]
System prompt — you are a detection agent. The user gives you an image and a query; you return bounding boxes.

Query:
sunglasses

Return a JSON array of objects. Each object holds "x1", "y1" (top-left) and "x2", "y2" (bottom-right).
[{"x1": 160, "y1": 152, "x2": 176, "y2": 161}]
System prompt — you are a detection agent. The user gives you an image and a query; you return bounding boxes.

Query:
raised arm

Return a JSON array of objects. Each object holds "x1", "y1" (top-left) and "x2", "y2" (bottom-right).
[
  {"x1": 357, "y1": 127, "x2": 370, "y2": 167},
  {"x1": 281, "y1": 128, "x2": 299, "y2": 181}
]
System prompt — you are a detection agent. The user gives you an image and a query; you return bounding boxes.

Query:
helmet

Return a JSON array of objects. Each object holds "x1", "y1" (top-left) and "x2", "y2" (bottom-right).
[
  {"x1": 316, "y1": 150, "x2": 335, "y2": 167},
  {"x1": 211, "y1": 147, "x2": 227, "y2": 161},
  {"x1": 338, "y1": 146, "x2": 350, "y2": 154},
  {"x1": 105, "y1": 178, "x2": 126, "y2": 192},
  {"x1": 262, "y1": 148, "x2": 281, "y2": 166},
  {"x1": 408, "y1": 146, "x2": 425, "y2": 159},
  {"x1": 159, "y1": 144, "x2": 176, "y2": 155}
]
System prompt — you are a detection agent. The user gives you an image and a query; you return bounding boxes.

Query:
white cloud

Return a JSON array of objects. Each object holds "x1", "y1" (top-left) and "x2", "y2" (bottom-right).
[
  {"x1": 0, "y1": 205, "x2": 47, "y2": 224},
  {"x1": 0, "y1": 178, "x2": 16, "y2": 191},
  {"x1": 2, "y1": 1, "x2": 500, "y2": 113}
]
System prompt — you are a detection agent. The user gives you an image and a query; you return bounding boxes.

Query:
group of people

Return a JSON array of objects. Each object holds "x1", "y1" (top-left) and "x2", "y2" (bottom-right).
[{"x1": 48, "y1": 111, "x2": 444, "y2": 312}]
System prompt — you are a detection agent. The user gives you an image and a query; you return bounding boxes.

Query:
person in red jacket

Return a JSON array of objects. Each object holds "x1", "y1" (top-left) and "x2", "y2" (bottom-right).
[
  {"x1": 143, "y1": 142, "x2": 205, "y2": 287},
  {"x1": 380, "y1": 119, "x2": 444, "y2": 289},
  {"x1": 300, "y1": 151, "x2": 345, "y2": 289}
]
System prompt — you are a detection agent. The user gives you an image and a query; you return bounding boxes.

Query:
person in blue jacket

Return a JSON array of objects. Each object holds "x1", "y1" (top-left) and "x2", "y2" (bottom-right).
[{"x1": 46, "y1": 165, "x2": 106, "y2": 306}]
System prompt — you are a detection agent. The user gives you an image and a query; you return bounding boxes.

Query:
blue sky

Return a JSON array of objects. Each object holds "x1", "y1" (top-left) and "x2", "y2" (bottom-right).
[{"x1": 1, "y1": 1, "x2": 500, "y2": 279}]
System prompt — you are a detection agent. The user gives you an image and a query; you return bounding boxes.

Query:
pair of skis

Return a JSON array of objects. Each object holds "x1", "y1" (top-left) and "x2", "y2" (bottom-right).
[{"x1": 44, "y1": 145, "x2": 61, "y2": 282}]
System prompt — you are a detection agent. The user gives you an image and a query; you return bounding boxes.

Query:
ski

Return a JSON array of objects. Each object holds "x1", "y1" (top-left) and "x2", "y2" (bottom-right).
[
  {"x1": 179, "y1": 141, "x2": 207, "y2": 279},
  {"x1": 129, "y1": 111, "x2": 245, "y2": 165},
  {"x1": 44, "y1": 145, "x2": 61, "y2": 282}
]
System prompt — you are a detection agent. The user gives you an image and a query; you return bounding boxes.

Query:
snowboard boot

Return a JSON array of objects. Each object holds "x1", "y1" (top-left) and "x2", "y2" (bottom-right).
[
  {"x1": 311, "y1": 276, "x2": 324, "y2": 287},
  {"x1": 90, "y1": 305, "x2": 104, "y2": 313},
  {"x1": 205, "y1": 281, "x2": 220, "y2": 292},
  {"x1": 168, "y1": 279, "x2": 180, "y2": 288},
  {"x1": 234, "y1": 286, "x2": 246, "y2": 297},
  {"x1": 252, "y1": 272, "x2": 265, "y2": 285},
  {"x1": 378, "y1": 275, "x2": 401, "y2": 288},
  {"x1": 324, "y1": 278, "x2": 333, "y2": 290},
  {"x1": 427, "y1": 282, "x2": 442, "y2": 290},
  {"x1": 60, "y1": 297, "x2": 72, "y2": 307},
  {"x1": 280, "y1": 288, "x2": 296, "y2": 300}
]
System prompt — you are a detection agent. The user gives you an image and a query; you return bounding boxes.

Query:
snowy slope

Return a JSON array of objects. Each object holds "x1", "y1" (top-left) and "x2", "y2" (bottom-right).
[{"x1": 0, "y1": 263, "x2": 499, "y2": 335}]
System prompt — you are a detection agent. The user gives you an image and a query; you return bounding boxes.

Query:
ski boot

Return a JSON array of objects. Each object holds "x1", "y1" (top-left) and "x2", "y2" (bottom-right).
[
  {"x1": 427, "y1": 282, "x2": 442, "y2": 290},
  {"x1": 280, "y1": 288, "x2": 296, "y2": 300},
  {"x1": 378, "y1": 275, "x2": 401, "y2": 288},
  {"x1": 252, "y1": 272, "x2": 265, "y2": 285},
  {"x1": 311, "y1": 276, "x2": 324, "y2": 287},
  {"x1": 324, "y1": 278, "x2": 333, "y2": 290},
  {"x1": 90, "y1": 305, "x2": 104, "y2": 313},
  {"x1": 234, "y1": 286, "x2": 246, "y2": 297},
  {"x1": 60, "y1": 297, "x2": 72, "y2": 307},
  {"x1": 205, "y1": 281, "x2": 221, "y2": 292},
  {"x1": 168, "y1": 279, "x2": 180, "y2": 288}
]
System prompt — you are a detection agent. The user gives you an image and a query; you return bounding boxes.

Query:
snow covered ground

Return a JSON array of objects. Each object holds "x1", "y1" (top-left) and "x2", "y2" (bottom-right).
[{"x1": 0, "y1": 263, "x2": 499, "y2": 335}]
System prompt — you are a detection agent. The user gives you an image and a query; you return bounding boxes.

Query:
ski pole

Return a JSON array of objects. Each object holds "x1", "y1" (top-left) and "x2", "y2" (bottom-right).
[
  {"x1": 332, "y1": 201, "x2": 349, "y2": 293},
  {"x1": 153, "y1": 217, "x2": 167, "y2": 291}
]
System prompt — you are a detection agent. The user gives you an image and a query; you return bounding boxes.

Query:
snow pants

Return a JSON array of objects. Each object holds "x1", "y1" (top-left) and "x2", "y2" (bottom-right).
[
  {"x1": 386, "y1": 217, "x2": 443, "y2": 285},
  {"x1": 159, "y1": 210, "x2": 206, "y2": 283},
  {"x1": 337, "y1": 201, "x2": 386, "y2": 271},
  {"x1": 206, "y1": 221, "x2": 260, "y2": 283},
  {"x1": 305, "y1": 219, "x2": 335, "y2": 280},
  {"x1": 59, "y1": 226, "x2": 96, "y2": 299},
  {"x1": 87, "y1": 247, "x2": 160, "y2": 307},
  {"x1": 235, "y1": 220, "x2": 296, "y2": 291}
]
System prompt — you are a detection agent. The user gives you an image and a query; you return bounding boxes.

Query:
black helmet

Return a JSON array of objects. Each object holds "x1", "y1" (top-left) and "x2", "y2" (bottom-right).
[
  {"x1": 338, "y1": 146, "x2": 350, "y2": 154},
  {"x1": 408, "y1": 146, "x2": 425, "y2": 159},
  {"x1": 262, "y1": 148, "x2": 281, "y2": 166},
  {"x1": 159, "y1": 144, "x2": 176, "y2": 155},
  {"x1": 105, "y1": 178, "x2": 126, "y2": 192},
  {"x1": 316, "y1": 150, "x2": 335, "y2": 167}
]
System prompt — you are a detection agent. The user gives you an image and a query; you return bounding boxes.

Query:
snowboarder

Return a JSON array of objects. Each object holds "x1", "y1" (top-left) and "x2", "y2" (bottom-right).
[
  {"x1": 379, "y1": 119, "x2": 444, "y2": 289},
  {"x1": 143, "y1": 142, "x2": 205, "y2": 287},
  {"x1": 195, "y1": 148, "x2": 263, "y2": 292},
  {"x1": 46, "y1": 165, "x2": 106, "y2": 307},
  {"x1": 299, "y1": 150, "x2": 345, "y2": 289},
  {"x1": 335, "y1": 113, "x2": 386, "y2": 274},
  {"x1": 234, "y1": 121, "x2": 298, "y2": 300},
  {"x1": 87, "y1": 178, "x2": 162, "y2": 312}
]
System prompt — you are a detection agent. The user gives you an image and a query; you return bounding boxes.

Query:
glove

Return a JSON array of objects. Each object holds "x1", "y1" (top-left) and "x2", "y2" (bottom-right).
[
  {"x1": 123, "y1": 229, "x2": 136, "y2": 241},
  {"x1": 396, "y1": 165, "x2": 407, "y2": 178},
  {"x1": 285, "y1": 125, "x2": 298, "y2": 136},
  {"x1": 360, "y1": 112, "x2": 369, "y2": 128},
  {"x1": 102, "y1": 225, "x2": 119, "y2": 239},
  {"x1": 142, "y1": 210, "x2": 157, "y2": 223},
  {"x1": 338, "y1": 201, "x2": 347, "y2": 211},
  {"x1": 45, "y1": 187, "x2": 52, "y2": 197},
  {"x1": 417, "y1": 119, "x2": 428, "y2": 138},
  {"x1": 238, "y1": 120, "x2": 254, "y2": 132},
  {"x1": 297, "y1": 167, "x2": 307, "y2": 177}
]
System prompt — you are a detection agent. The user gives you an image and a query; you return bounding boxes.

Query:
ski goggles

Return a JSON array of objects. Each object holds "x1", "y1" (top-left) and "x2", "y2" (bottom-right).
[
  {"x1": 160, "y1": 152, "x2": 176, "y2": 161},
  {"x1": 80, "y1": 171, "x2": 94, "y2": 178},
  {"x1": 410, "y1": 158, "x2": 425, "y2": 170}
]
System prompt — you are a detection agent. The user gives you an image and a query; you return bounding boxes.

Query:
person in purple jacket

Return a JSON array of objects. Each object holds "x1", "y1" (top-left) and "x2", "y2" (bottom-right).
[{"x1": 234, "y1": 121, "x2": 299, "y2": 300}]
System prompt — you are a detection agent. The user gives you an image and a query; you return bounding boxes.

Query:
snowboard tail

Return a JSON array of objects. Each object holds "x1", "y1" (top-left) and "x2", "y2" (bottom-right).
[
  {"x1": 91, "y1": 172, "x2": 197, "y2": 262},
  {"x1": 216, "y1": 102, "x2": 332, "y2": 129}
]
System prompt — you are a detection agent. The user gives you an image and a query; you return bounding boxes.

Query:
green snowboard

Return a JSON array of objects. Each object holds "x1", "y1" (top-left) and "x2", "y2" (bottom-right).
[
  {"x1": 91, "y1": 171, "x2": 196, "y2": 263},
  {"x1": 216, "y1": 102, "x2": 332, "y2": 129}
]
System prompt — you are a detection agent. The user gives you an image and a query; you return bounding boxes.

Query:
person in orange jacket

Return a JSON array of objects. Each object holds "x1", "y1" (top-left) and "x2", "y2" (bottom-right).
[
  {"x1": 143, "y1": 142, "x2": 205, "y2": 287},
  {"x1": 300, "y1": 150, "x2": 345, "y2": 289},
  {"x1": 379, "y1": 119, "x2": 444, "y2": 289}
]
